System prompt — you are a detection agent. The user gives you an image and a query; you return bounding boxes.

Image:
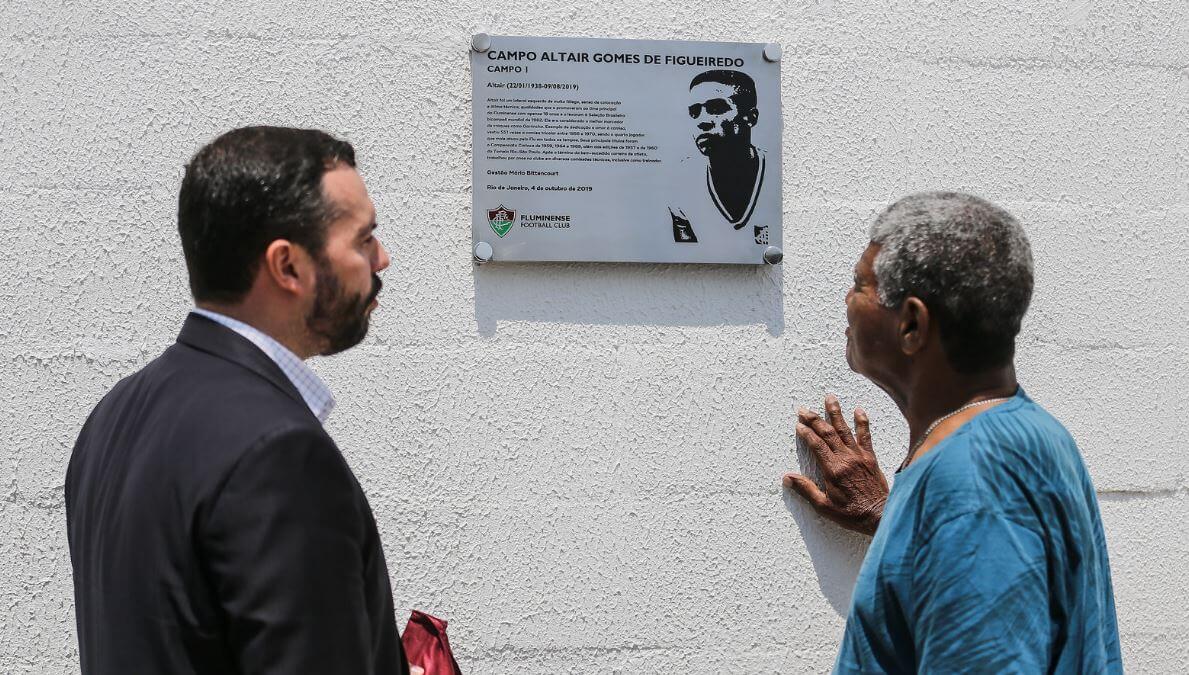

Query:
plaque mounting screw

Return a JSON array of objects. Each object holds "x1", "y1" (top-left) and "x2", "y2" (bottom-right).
[
  {"x1": 471, "y1": 33, "x2": 492, "y2": 53},
  {"x1": 763, "y1": 246, "x2": 784, "y2": 265},
  {"x1": 474, "y1": 241, "x2": 494, "y2": 264},
  {"x1": 763, "y1": 43, "x2": 782, "y2": 62}
]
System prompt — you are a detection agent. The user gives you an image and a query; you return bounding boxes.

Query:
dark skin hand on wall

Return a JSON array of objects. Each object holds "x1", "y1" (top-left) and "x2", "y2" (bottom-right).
[{"x1": 784, "y1": 395, "x2": 888, "y2": 536}]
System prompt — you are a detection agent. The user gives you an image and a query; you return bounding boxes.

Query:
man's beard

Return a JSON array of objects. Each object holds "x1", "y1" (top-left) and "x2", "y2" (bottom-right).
[{"x1": 306, "y1": 257, "x2": 382, "y2": 356}]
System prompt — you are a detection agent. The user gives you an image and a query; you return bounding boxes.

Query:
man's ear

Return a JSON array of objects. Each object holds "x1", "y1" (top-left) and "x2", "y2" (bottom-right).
[
  {"x1": 261, "y1": 239, "x2": 315, "y2": 296},
  {"x1": 899, "y1": 297, "x2": 930, "y2": 356},
  {"x1": 744, "y1": 107, "x2": 759, "y2": 127}
]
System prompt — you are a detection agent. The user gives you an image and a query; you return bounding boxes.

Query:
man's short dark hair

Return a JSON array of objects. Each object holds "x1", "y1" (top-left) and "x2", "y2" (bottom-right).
[
  {"x1": 689, "y1": 69, "x2": 757, "y2": 111},
  {"x1": 177, "y1": 126, "x2": 356, "y2": 303},
  {"x1": 869, "y1": 192, "x2": 1034, "y2": 374}
]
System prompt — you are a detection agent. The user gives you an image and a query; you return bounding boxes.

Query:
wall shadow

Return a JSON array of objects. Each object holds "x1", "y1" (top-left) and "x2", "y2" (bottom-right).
[
  {"x1": 473, "y1": 261, "x2": 785, "y2": 335},
  {"x1": 782, "y1": 436, "x2": 870, "y2": 617}
]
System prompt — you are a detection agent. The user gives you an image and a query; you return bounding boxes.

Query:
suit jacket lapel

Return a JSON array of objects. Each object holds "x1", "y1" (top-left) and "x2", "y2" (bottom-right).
[{"x1": 176, "y1": 313, "x2": 307, "y2": 409}]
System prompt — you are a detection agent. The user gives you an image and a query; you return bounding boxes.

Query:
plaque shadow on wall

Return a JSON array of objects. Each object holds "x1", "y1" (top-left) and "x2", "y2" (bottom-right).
[{"x1": 472, "y1": 261, "x2": 785, "y2": 336}]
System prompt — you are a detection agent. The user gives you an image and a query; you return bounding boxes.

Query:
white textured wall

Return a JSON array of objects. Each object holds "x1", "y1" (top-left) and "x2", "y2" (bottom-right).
[{"x1": 2, "y1": 1, "x2": 1187, "y2": 672}]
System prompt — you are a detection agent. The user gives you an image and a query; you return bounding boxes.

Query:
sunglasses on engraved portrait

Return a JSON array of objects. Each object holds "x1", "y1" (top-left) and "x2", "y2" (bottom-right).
[{"x1": 688, "y1": 98, "x2": 733, "y2": 118}]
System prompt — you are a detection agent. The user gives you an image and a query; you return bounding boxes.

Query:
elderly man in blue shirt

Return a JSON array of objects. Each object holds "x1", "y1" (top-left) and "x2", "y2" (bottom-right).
[{"x1": 784, "y1": 192, "x2": 1122, "y2": 673}]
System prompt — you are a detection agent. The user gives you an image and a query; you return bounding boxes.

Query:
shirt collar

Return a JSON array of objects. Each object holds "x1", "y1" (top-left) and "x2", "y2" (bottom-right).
[{"x1": 189, "y1": 308, "x2": 336, "y2": 424}]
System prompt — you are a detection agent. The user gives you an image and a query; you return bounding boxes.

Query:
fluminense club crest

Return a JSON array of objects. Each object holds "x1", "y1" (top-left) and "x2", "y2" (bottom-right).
[{"x1": 487, "y1": 205, "x2": 516, "y2": 238}]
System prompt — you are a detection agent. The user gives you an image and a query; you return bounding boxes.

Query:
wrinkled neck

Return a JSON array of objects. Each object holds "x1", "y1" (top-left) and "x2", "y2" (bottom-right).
[{"x1": 901, "y1": 364, "x2": 1019, "y2": 450}]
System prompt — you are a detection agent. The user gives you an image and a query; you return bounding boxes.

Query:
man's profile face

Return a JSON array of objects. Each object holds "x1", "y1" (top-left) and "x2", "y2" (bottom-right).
[
  {"x1": 688, "y1": 81, "x2": 755, "y2": 156},
  {"x1": 845, "y1": 243, "x2": 901, "y2": 387},
  {"x1": 306, "y1": 165, "x2": 390, "y2": 356}
]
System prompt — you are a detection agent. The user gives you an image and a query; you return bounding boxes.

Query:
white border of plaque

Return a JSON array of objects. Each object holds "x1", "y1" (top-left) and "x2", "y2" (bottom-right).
[{"x1": 471, "y1": 35, "x2": 783, "y2": 264}]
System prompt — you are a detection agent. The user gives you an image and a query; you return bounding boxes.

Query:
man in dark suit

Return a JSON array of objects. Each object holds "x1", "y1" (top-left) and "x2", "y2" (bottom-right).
[{"x1": 66, "y1": 127, "x2": 411, "y2": 674}]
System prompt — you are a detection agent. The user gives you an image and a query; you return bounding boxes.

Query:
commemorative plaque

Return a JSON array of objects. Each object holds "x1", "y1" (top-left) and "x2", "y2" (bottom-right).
[{"x1": 471, "y1": 35, "x2": 783, "y2": 264}]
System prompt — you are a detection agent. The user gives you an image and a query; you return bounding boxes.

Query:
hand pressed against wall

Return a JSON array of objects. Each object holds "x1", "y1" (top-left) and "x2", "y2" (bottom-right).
[{"x1": 783, "y1": 395, "x2": 889, "y2": 536}]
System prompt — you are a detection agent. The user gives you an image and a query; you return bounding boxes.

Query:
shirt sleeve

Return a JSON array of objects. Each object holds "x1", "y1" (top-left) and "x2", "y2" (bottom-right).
[
  {"x1": 910, "y1": 510, "x2": 1049, "y2": 674},
  {"x1": 201, "y1": 426, "x2": 375, "y2": 674}
]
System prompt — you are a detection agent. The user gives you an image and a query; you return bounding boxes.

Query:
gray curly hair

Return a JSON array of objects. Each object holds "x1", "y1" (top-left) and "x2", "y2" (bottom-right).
[{"x1": 869, "y1": 192, "x2": 1034, "y2": 373}]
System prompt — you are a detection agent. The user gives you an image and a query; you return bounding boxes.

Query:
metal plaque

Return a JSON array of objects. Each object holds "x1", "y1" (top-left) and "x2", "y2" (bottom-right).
[{"x1": 471, "y1": 35, "x2": 783, "y2": 264}]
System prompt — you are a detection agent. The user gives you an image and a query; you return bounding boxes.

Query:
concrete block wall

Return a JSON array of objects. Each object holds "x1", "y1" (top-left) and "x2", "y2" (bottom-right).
[{"x1": 1, "y1": 1, "x2": 1186, "y2": 672}]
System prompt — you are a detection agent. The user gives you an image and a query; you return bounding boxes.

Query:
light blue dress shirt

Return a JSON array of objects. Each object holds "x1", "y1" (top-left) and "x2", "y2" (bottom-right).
[{"x1": 190, "y1": 309, "x2": 335, "y2": 424}]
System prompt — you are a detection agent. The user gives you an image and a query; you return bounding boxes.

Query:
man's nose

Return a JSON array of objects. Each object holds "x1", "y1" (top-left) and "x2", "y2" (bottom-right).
[
  {"x1": 375, "y1": 238, "x2": 391, "y2": 272},
  {"x1": 697, "y1": 120, "x2": 714, "y2": 131}
]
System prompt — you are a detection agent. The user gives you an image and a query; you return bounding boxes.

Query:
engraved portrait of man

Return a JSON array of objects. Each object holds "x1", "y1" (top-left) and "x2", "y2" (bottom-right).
[{"x1": 668, "y1": 69, "x2": 768, "y2": 246}]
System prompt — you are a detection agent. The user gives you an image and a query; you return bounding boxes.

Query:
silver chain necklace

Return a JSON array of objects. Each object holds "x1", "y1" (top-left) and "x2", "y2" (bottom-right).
[{"x1": 897, "y1": 397, "x2": 1013, "y2": 472}]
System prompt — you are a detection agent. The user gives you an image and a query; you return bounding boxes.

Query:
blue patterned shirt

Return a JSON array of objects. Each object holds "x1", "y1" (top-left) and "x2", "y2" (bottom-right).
[
  {"x1": 835, "y1": 388, "x2": 1122, "y2": 674},
  {"x1": 190, "y1": 309, "x2": 335, "y2": 424}
]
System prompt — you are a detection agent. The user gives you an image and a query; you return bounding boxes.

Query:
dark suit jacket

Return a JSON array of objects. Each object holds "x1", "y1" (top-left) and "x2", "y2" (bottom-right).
[{"x1": 66, "y1": 313, "x2": 408, "y2": 675}]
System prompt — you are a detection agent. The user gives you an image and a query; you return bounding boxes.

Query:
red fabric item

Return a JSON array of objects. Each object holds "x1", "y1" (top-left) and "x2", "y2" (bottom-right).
[{"x1": 401, "y1": 610, "x2": 462, "y2": 675}]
